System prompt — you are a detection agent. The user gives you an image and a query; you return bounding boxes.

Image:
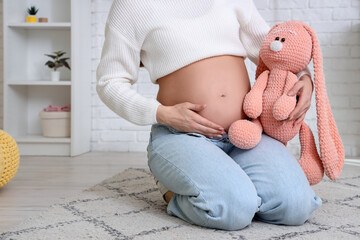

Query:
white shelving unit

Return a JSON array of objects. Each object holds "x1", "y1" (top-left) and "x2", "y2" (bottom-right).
[{"x1": 3, "y1": 0, "x2": 91, "y2": 156}]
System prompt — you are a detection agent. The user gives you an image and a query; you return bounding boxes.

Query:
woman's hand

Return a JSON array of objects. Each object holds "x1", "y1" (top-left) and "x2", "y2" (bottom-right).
[
  {"x1": 156, "y1": 102, "x2": 226, "y2": 138},
  {"x1": 285, "y1": 74, "x2": 314, "y2": 126}
]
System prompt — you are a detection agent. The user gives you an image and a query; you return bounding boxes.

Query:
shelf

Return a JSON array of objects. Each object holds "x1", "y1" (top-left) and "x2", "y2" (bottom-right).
[
  {"x1": 8, "y1": 22, "x2": 71, "y2": 30},
  {"x1": 15, "y1": 135, "x2": 71, "y2": 143},
  {"x1": 4, "y1": 0, "x2": 91, "y2": 156},
  {"x1": 8, "y1": 80, "x2": 71, "y2": 86}
]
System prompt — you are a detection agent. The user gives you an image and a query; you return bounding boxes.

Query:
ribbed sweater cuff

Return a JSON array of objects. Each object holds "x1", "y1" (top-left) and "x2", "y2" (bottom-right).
[
  {"x1": 296, "y1": 66, "x2": 312, "y2": 79},
  {"x1": 152, "y1": 101, "x2": 161, "y2": 124}
]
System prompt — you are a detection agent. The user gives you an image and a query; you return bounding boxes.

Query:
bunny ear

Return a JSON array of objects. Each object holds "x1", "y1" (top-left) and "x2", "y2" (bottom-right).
[
  {"x1": 255, "y1": 22, "x2": 282, "y2": 79},
  {"x1": 255, "y1": 56, "x2": 269, "y2": 79},
  {"x1": 302, "y1": 23, "x2": 345, "y2": 180}
]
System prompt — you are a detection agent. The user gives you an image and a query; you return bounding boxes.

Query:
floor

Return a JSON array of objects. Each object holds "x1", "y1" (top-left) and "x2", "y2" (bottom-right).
[
  {"x1": 0, "y1": 152, "x2": 359, "y2": 232},
  {"x1": 0, "y1": 152, "x2": 148, "y2": 231}
]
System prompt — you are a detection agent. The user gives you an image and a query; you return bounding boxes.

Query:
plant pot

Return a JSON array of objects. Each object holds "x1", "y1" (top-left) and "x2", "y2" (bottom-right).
[
  {"x1": 50, "y1": 70, "x2": 60, "y2": 81},
  {"x1": 39, "y1": 111, "x2": 71, "y2": 137},
  {"x1": 26, "y1": 16, "x2": 37, "y2": 23}
]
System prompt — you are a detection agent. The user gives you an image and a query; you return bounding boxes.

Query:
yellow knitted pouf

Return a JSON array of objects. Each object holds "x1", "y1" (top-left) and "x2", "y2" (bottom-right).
[{"x1": 0, "y1": 130, "x2": 20, "y2": 188}]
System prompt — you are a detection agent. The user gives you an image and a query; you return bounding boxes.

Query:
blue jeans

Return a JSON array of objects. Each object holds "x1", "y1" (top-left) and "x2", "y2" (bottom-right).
[{"x1": 146, "y1": 123, "x2": 322, "y2": 231}]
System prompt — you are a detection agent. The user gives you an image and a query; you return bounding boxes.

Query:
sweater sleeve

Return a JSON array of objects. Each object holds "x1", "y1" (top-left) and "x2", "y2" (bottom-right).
[
  {"x1": 96, "y1": 1, "x2": 161, "y2": 126},
  {"x1": 239, "y1": 0, "x2": 311, "y2": 79},
  {"x1": 238, "y1": 0, "x2": 270, "y2": 66}
]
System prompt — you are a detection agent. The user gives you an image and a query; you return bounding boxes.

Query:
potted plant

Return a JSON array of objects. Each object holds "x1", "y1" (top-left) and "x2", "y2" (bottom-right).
[
  {"x1": 44, "y1": 51, "x2": 71, "y2": 81},
  {"x1": 26, "y1": 6, "x2": 39, "y2": 23}
]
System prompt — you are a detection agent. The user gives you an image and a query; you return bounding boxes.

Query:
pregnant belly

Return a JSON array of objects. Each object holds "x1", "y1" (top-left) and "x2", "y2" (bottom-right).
[{"x1": 156, "y1": 55, "x2": 251, "y2": 131}]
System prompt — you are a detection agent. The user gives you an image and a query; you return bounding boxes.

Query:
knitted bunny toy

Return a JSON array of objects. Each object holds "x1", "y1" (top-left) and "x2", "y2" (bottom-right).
[{"x1": 228, "y1": 20, "x2": 344, "y2": 185}]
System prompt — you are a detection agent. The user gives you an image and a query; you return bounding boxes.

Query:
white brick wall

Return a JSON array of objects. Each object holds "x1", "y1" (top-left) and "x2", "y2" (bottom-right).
[{"x1": 0, "y1": 0, "x2": 359, "y2": 157}]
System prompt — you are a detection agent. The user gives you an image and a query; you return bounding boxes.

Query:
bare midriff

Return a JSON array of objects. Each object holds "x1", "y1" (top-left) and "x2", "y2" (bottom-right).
[{"x1": 156, "y1": 55, "x2": 251, "y2": 132}]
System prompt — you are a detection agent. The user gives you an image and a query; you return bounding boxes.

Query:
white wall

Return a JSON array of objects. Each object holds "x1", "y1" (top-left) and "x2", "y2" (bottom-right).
[
  {"x1": 0, "y1": 0, "x2": 3, "y2": 129},
  {"x1": 1, "y1": 0, "x2": 359, "y2": 157}
]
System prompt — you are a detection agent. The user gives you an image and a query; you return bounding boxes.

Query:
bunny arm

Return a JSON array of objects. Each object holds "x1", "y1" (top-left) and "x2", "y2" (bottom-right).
[
  {"x1": 243, "y1": 70, "x2": 269, "y2": 119},
  {"x1": 273, "y1": 71, "x2": 298, "y2": 121}
]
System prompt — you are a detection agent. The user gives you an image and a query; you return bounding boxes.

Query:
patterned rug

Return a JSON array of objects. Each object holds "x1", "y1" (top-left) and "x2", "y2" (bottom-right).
[{"x1": 1, "y1": 168, "x2": 359, "y2": 240}]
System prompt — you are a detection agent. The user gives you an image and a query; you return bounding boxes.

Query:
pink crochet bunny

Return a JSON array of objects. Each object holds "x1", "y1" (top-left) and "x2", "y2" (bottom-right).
[{"x1": 228, "y1": 20, "x2": 344, "y2": 185}]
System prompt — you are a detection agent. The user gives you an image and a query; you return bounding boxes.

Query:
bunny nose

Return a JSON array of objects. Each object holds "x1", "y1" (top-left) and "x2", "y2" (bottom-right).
[{"x1": 270, "y1": 41, "x2": 283, "y2": 52}]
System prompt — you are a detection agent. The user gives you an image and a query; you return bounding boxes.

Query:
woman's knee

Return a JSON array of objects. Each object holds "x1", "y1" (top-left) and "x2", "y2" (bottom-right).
[
  {"x1": 177, "y1": 187, "x2": 259, "y2": 231},
  {"x1": 147, "y1": 149, "x2": 201, "y2": 197},
  {"x1": 257, "y1": 188, "x2": 322, "y2": 226},
  {"x1": 164, "y1": 168, "x2": 260, "y2": 231},
  {"x1": 209, "y1": 195, "x2": 258, "y2": 230},
  {"x1": 281, "y1": 192, "x2": 322, "y2": 225}
]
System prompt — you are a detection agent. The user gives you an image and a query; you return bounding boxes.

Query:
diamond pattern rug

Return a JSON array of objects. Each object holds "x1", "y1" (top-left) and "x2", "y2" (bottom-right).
[{"x1": 1, "y1": 168, "x2": 359, "y2": 240}]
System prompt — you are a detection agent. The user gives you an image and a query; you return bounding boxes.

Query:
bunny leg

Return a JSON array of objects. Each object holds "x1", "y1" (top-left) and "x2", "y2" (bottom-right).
[
  {"x1": 298, "y1": 122, "x2": 324, "y2": 185},
  {"x1": 228, "y1": 118, "x2": 263, "y2": 149}
]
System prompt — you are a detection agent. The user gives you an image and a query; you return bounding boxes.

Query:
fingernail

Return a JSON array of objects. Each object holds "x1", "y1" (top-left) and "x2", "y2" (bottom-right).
[
  {"x1": 289, "y1": 91, "x2": 296, "y2": 96},
  {"x1": 217, "y1": 135, "x2": 222, "y2": 138}
]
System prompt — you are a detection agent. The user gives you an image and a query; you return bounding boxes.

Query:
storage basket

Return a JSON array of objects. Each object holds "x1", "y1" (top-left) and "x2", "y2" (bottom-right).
[{"x1": 39, "y1": 111, "x2": 71, "y2": 137}]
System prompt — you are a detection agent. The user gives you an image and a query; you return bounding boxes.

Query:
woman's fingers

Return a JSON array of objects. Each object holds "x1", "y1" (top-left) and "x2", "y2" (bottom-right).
[
  {"x1": 186, "y1": 102, "x2": 207, "y2": 112},
  {"x1": 189, "y1": 112, "x2": 225, "y2": 137},
  {"x1": 287, "y1": 90, "x2": 310, "y2": 119},
  {"x1": 169, "y1": 102, "x2": 226, "y2": 138},
  {"x1": 196, "y1": 124, "x2": 225, "y2": 138},
  {"x1": 288, "y1": 99, "x2": 310, "y2": 121},
  {"x1": 293, "y1": 113, "x2": 305, "y2": 126},
  {"x1": 287, "y1": 81, "x2": 303, "y2": 97},
  {"x1": 287, "y1": 77, "x2": 312, "y2": 121},
  {"x1": 186, "y1": 102, "x2": 225, "y2": 132},
  {"x1": 281, "y1": 108, "x2": 307, "y2": 126}
]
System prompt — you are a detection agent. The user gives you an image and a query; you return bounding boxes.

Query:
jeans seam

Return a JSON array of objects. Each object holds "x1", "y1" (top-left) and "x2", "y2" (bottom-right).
[{"x1": 148, "y1": 147, "x2": 210, "y2": 227}]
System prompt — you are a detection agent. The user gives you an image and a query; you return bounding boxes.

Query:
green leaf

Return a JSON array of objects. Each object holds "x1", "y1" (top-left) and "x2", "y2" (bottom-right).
[
  {"x1": 45, "y1": 61, "x2": 55, "y2": 68},
  {"x1": 57, "y1": 52, "x2": 65, "y2": 58},
  {"x1": 27, "y1": 6, "x2": 39, "y2": 15},
  {"x1": 45, "y1": 54, "x2": 57, "y2": 59},
  {"x1": 63, "y1": 61, "x2": 71, "y2": 70},
  {"x1": 54, "y1": 51, "x2": 66, "y2": 57}
]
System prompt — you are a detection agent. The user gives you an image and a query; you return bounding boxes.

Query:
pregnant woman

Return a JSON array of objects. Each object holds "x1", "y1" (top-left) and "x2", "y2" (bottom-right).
[{"x1": 96, "y1": 0, "x2": 322, "y2": 231}]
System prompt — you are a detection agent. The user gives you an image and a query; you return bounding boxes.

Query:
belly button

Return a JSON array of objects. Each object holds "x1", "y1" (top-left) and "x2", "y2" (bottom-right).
[{"x1": 220, "y1": 94, "x2": 226, "y2": 97}]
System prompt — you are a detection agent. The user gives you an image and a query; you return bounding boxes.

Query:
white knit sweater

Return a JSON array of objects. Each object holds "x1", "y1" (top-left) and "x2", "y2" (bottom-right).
[{"x1": 96, "y1": 0, "x2": 310, "y2": 126}]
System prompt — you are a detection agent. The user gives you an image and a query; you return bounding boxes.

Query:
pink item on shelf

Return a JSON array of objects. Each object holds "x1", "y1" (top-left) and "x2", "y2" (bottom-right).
[{"x1": 43, "y1": 104, "x2": 71, "y2": 112}]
